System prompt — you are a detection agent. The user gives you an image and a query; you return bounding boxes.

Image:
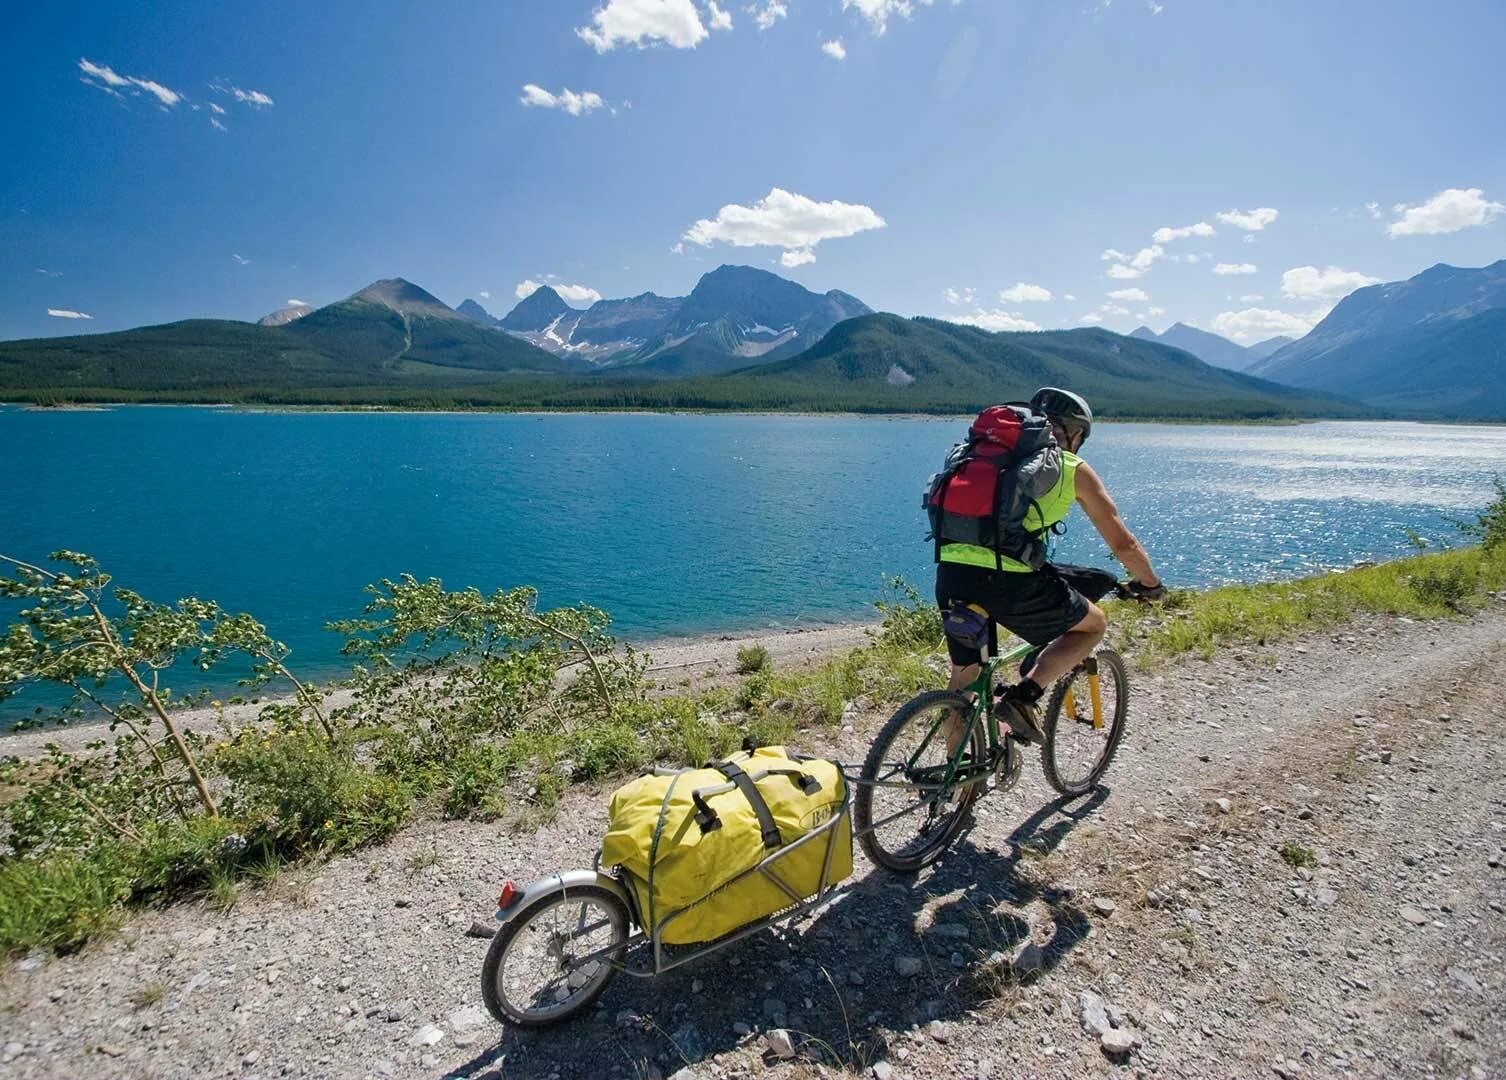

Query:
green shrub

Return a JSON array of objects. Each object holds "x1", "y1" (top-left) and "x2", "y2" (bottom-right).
[
  {"x1": 438, "y1": 744, "x2": 511, "y2": 820},
  {"x1": 1279, "y1": 841, "x2": 1317, "y2": 869},
  {"x1": 216, "y1": 730, "x2": 411, "y2": 853},
  {"x1": 1407, "y1": 562, "x2": 1476, "y2": 609},
  {"x1": 736, "y1": 644, "x2": 771, "y2": 674},
  {"x1": 874, "y1": 576, "x2": 941, "y2": 652}
]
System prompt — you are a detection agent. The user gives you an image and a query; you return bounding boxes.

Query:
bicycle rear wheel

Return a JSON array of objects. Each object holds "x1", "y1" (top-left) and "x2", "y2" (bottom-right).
[
  {"x1": 854, "y1": 690, "x2": 984, "y2": 873},
  {"x1": 481, "y1": 883, "x2": 628, "y2": 1027},
  {"x1": 1041, "y1": 649, "x2": 1129, "y2": 796}
]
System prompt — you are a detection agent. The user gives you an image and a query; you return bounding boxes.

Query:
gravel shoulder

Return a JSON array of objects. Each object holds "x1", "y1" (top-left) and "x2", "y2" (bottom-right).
[{"x1": 2, "y1": 607, "x2": 1504, "y2": 1080}]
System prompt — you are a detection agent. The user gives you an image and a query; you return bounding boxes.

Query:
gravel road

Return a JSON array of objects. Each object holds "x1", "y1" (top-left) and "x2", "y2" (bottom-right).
[{"x1": 2, "y1": 607, "x2": 1503, "y2": 1080}]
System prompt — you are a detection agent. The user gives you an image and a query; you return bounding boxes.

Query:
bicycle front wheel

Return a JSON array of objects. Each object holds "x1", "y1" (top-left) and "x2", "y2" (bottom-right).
[
  {"x1": 1041, "y1": 648, "x2": 1129, "y2": 796},
  {"x1": 854, "y1": 690, "x2": 983, "y2": 873}
]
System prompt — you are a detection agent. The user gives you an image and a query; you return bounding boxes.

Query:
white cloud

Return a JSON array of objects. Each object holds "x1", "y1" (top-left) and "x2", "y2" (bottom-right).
[
  {"x1": 952, "y1": 309, "x2": 1042, "y2": 333},
  {"x1": 1151, "y1": 221, "x2": 1214, "y2": 244},
  {"x1": 1211, "y1": 307, "x2": 1317, "y2": 342},
  {"x1": 822, "y1": 39, "x2": 847, "y2": 60},
  {"x1": 1215, "y1": 207, "x2": 1279, "y2": 232},
  {"x1": 1107, "y1": 287, "x2": 1148, "y2": 302},
  {"x1": 36, "y1": 268, "x2": 63, "y2": 277},
  {"x1": 210, "y1": 116, "x2": 227, "y2": 132},
  {"x1": 78, "y1": 58, "x2": 130, "y2": 88},
  {"x1": 1147, "y1": 0, "x2": 1164, "y2": 12},
  {"x1": 780, "y1": 249, "x2": 816, "y2": 267},
  {"x1": 707, "y1": 1, "x2": 733, "y2": 30},
  {"x1": 78, "y1": 58, "x2": 183, "y2": 107},
  {"x1": 1239, "y1": 293, "x2": 1264, "y2": 302},
  {"x1": 1078, "y1": 313, "x2": 1103, "y2": 325},
  {"x1": 479, "y1": 290, "x2": 491, "y2": 300},
  {"x1": 286, "y1": 298, "x2": 310, "y2": 307},
  {"x1": 1063, "y1": 293, "x2": 1077, "y2": 302},
  {"x1": 842, "y1": 0, "x2": 950, "y2": 34},
  {"x1": 209, "y1": 102, "x2": 226, "y2": 115},
  {"x1": 999, "y1": 282, "x2": 1052, "y2": 303},
  {"x1": 232, "y1": 253, "x2": 250, "y2": 265},
  {"x1": 520, "y1": 84, "x2": 606, "y2": 116},
  {"x1": 1281, "y1": 264, "x2": 1380, "y2": 300},
  {"x1": 577, "y1": 0, "x2": 709, "y2": 52},
  {"x1": 229, "y1": 86, "x2": 274, "y2": 107},
  {"x1": 1100, "y1": 304, "x2": 1132, "y2": 317},
  {"x1": 128, "y1": 77, "x2": 181, "y2": 107},
  {"x1": 682, "y1": 187, "x2": 885, "y2": 264},
  {"x1": 1213, "y1": 262, "x2": 1257, "y2": 275},
  {"x1": 1102, "y1": 244, "x2": 1163, "y2": 279},
  {"x1": 47, "y1": 308, "x2": 93, "y2": 319},
  {"x1": 1386, "y1": 187, "x2": 1504, "y2": 237},
  {"x1": 1169, "y1": 252, "x2": 1205, "y2": 263},
  {"x1": 1365, "y1": 201, "x2": 1382, "y2": 220},
  {"x1": 944, "y1": 286, "x2": 976, "y2": 306},
  {"x1": 1147, "y1": 306, "x2": 1166, "y2": 316},
  {"x1": 514, "y1": 279, "x2": 603, "y2": 304},
  {"x1": 750, "y1": 1, "x2": 787, "y2": 29}
]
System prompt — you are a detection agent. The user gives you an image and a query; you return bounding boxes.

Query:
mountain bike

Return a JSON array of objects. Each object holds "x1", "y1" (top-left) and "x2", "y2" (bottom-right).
[{"x1": 853, "y1": 566, "x2": 1137, "y2": 872}]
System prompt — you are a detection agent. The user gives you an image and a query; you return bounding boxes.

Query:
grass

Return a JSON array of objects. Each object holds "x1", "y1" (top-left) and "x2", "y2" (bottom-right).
[
  {"x1": 131, "y1": 981, "x2": 167, "y2": 1009},
  {"x1": 1109, "y1": 543, "x2": 1506, "y2": 665},
  {"x1": 1279, "y1": 841, "x2": 1318, "y2": 870}
]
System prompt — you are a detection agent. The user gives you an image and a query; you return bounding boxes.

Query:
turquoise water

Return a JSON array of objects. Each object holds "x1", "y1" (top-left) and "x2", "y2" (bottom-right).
[{"x1": 3, "y1": 408, "x2": 1505, "y2": 717}]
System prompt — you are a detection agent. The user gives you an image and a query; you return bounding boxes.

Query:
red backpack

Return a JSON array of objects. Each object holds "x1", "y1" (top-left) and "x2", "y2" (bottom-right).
[{"x1": 923, "y1": 404, "x2": 1063, "y2": 569}]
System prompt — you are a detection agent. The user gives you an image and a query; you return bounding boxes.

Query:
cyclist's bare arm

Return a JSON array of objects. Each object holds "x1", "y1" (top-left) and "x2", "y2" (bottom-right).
[{"x1": 1074, "y1": 462, "x2": 1160, "y2": 587}]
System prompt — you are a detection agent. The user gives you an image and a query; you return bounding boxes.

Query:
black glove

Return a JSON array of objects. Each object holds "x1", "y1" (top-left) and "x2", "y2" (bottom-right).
[{"x1": 1127, "y1": 579, "x2": 1166, "y2": 602}]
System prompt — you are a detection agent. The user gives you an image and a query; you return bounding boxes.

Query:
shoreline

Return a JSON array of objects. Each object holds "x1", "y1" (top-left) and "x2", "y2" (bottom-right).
[
  {"x1": 0, "y1": 620, "x2": 880, "y2": 758},
  {"x1": 1, "y1": 400, "x2": 1384, "y2": 424}
]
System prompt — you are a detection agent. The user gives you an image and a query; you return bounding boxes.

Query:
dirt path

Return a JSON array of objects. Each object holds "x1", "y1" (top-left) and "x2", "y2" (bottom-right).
[{"x1": 2, "y1": 608, "x2": 1504, "y2": 1080}]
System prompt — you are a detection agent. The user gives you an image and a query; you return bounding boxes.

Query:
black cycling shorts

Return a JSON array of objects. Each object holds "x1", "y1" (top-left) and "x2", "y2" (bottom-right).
[{"x1": 935, "y1": 560, "x2": 1091, "y2": 665}]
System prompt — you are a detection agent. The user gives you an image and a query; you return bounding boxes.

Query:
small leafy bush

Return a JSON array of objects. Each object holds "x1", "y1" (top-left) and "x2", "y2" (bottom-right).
[
  {"x1": 874, "y1": 576, "x2": 942, "y2": 652},
  {"x1": 1279, "y1": 841, "x2": 1317, "y2": 870},
  {"x1": 1407, "y1": 562, "x2": 1476, "y2": 610},
  {"x1": 736, "y1": 644, "x2": 770, "y2": 674}
]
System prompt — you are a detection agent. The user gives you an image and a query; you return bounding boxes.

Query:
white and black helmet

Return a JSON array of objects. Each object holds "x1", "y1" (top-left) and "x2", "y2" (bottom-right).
[{"x1": 1030, "y1": 386, "x2": 1093, "y2": 446}]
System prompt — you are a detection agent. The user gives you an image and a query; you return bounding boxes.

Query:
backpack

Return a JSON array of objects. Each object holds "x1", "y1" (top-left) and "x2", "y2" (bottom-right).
[{"x1": 923, "y1": 403, "x2": 1063, "y2": 569}]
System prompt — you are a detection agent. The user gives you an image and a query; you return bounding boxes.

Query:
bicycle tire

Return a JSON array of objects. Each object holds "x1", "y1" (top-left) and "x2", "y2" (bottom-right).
[
  {"x1": 854, "y1": 690, "x2": 984, "y2": 873},
  {"x1": 481, "y1": 883, "x2": 629, "y2": 1027},
  {"x1": 1041, "y1": 648, "x2": 1129, "y2": 796}
]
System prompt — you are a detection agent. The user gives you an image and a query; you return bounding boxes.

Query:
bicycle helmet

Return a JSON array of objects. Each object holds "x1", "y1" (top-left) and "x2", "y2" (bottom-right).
[{"x1": 1030, "y1": 386, "x2": 1093, "y2": 447}]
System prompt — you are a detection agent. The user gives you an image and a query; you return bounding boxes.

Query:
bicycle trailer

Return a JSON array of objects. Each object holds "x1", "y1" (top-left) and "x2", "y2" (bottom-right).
[{"x1": 600, "y1": 745, "x2": 853, "y2": 945}]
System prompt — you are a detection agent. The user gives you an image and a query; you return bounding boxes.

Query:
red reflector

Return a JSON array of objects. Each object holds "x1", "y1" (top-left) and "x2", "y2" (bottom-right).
[{"x1": 498, "y1": 880, "x2": 520, "y2": 909}]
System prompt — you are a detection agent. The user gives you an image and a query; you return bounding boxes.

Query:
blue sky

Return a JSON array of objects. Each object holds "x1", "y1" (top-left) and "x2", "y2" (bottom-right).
[{"x1": 5, "y1": 0, "x2": 1505, "y2": 344}]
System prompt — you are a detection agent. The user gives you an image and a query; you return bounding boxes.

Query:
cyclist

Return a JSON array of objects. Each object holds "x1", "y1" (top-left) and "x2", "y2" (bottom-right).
[{"x1": 936, "y1": 387, "x2": 1164, "y2": 745}]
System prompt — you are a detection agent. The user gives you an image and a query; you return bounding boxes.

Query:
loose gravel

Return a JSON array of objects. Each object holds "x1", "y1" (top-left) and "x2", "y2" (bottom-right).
[{"x1": 2, "y1": 608, "x2": 1504, "y2": 1080}]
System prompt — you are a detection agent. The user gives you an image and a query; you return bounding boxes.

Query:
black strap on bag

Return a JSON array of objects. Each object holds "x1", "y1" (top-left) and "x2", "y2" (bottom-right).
[{"x1": 691, "y1": 755, "x2": 822, "y2": 848}]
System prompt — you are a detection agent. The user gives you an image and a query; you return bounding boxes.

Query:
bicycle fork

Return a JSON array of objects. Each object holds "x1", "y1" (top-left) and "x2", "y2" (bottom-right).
[{"x1": 1061, "y1": 656, "x2": 1105, "y2": 730}]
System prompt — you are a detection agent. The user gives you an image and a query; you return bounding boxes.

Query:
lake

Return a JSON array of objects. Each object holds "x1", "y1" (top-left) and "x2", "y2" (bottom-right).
[{"x1": 2, "y1": 408, "x2": 1503, "y2": 715}]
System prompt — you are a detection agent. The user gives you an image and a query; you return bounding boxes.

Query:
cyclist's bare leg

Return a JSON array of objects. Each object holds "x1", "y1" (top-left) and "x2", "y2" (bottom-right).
[
  {"x1": 1020, "y1": 603, "x2": 1107, "y2": 689},
  {"x1": 943, "y1": 662, "x2": 981, "y2": 756}
]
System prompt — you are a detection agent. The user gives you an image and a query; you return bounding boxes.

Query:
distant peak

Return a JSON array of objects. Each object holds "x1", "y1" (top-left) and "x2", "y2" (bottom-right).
[
  {"x1": 350, "y1": 278, "x2": 456, "y2": 318},
  {"x1": 499, "y1": 284, "x2": 571, "y2": 331}
]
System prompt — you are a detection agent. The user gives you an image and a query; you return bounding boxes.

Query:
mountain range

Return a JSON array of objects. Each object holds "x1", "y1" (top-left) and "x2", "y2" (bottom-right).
[
  {"x1": 2, "y1": 257, "x2": 1501, "y2": 417},
  {"x1": 1129, "y1": 323, "x2": 1291, "y2": 371},
  {"x1": 1245, "y1": 260, "x2": 1506, "y2": 416},
  {"x1": 456, "y1": 265, "x2": 871, "y2": 374}
]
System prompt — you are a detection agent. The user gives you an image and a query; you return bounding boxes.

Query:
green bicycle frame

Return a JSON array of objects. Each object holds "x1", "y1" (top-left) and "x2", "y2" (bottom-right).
[{"x1": 903, "y1": 639, "x2": 1036, "y2": 800}]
